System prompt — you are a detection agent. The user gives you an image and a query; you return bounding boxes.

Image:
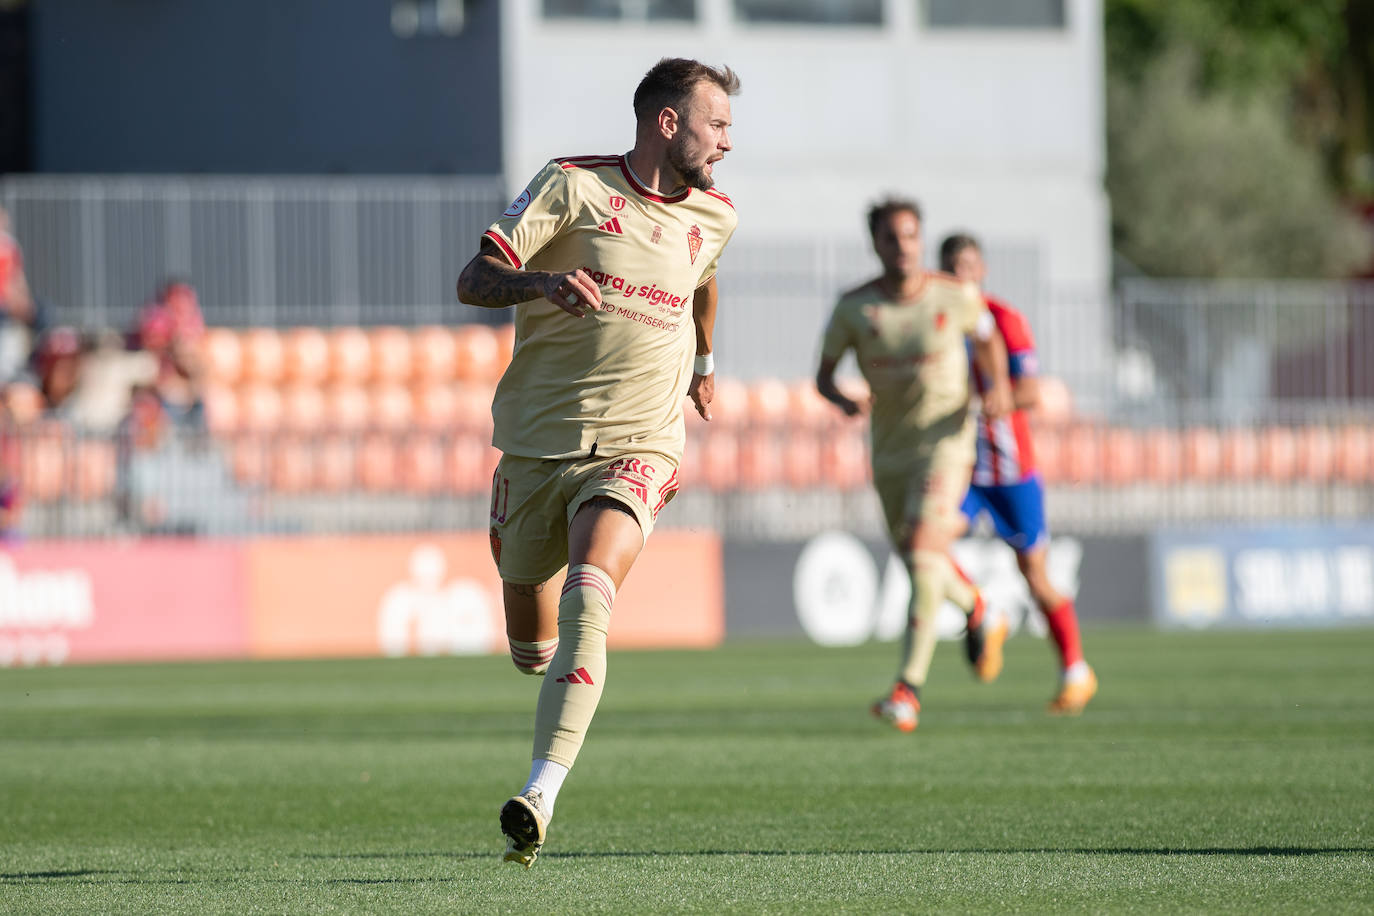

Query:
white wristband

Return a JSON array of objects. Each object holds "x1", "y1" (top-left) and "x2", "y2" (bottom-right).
[{"x1": 694, "y1": 352, "x2": 715, "y2": 376}]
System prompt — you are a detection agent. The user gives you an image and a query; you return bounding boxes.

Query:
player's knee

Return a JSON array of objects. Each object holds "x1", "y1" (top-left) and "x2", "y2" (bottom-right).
[{"x1": 508, "y1": 637, "x2": 557, "y2": 676}]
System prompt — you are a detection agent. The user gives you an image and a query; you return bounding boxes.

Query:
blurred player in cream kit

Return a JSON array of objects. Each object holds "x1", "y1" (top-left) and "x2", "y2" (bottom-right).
[
  {"x1": 941, "y1": 233, "x2": 1097, "y2": 714},
  {"x1": 816, "y1": 199, "x2": 1014, "y2": 733},
  {"x1": 456, "y1": 57, "x2": 739, "y2": 867}
]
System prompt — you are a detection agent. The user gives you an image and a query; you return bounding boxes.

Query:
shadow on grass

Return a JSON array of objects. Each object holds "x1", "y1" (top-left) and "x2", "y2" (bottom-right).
[{"x1": 302, "y1": 845, "x2": 1373, "y2": 861}]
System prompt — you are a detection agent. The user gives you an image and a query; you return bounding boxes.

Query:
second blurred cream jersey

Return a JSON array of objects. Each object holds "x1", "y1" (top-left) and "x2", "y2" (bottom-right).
[{"x1": 482, "y1": 154, "x2": 737, "y2": 461}]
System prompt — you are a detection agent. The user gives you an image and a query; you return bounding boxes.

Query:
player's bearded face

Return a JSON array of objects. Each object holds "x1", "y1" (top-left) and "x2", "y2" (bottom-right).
[
  {"x1": 668, "y1": 131, "x2": 714, "y2": 191},
  {"x1": 667, "y1": 83, "x2": 732, "y2": 192}
]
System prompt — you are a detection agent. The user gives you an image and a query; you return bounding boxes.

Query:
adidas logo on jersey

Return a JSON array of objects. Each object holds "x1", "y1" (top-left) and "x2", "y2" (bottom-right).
[{"x1": 597, "y1": 217, "x2": 624, "y2": 234}]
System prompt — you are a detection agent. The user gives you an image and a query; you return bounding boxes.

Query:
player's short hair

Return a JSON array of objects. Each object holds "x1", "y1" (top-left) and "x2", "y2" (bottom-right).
[
  {"x1": 866, "y1": 198, "x2": 922, "y2": 238},
  {"x1": 633, "y1": 58, "x2": 740, "y2": 123},
  {"x1": 939, "y1": 233, "x2": 981, "y2": 272}
]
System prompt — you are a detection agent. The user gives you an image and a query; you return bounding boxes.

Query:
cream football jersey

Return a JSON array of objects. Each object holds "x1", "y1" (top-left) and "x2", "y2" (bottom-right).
[
  {"x1": 821, "y1": 274, "x2": 988, "y2": 474},
  {"x1": 482, "y1": 154, "x2": 737, "y2": 460}
]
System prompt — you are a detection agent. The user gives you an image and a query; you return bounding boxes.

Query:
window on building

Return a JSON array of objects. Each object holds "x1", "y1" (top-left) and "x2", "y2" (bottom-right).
[
  {"x1": 391, "y1": 0, "x2": 466, "y2": 37},
  {"x1": 924, "y1": 0, "x2": 1065, "y2": 29},
  {"x1": 542, "y1": 0, "x2": 696, "y2": 21},
  {"x1": 733, "y1": 0, "x2": 883, "y2": 26}
]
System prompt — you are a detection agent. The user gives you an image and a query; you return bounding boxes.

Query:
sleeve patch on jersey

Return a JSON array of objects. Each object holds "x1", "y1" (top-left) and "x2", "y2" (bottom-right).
[{"x1": 503, "y1": 188, "x2": 532, "y2": 217}]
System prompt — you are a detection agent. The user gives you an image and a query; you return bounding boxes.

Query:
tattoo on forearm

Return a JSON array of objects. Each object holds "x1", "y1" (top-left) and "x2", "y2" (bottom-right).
[{"x1": 461, "y1": 256, "x2": 543, "y2": 308}]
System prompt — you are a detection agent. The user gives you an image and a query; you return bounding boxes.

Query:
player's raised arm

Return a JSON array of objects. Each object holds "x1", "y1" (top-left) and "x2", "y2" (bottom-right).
[
  {"x1": 970, "y1": 313, "x2": 1013, "y2": 419},
  {"x1": 687, "y1": 276, "x2": 718, "y2": 420},
  {"x1": 456, "y1": 237, "x2": 601, "y2": 316}
]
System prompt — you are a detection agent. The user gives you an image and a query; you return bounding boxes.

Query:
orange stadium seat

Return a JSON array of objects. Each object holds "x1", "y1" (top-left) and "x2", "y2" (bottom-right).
[
  {"x1": 202, "y1": 383, "x2": 239, "y2": 437},
  {"x1": 821, "y1": 430, "x2": 869, "y2": 490},
  {"x1": 782, "y1": 430, "x2": 823, "y2": 489},
  {"x1": 1061, "y1": 424, "x2": 1102, "y2": 486},
  {"x1": 493, "y1": 323, "x2": 515, "y2": 373},
  {"x1": 738, "y1": 430, "x2": 782, "y2": 489},
  {"x1": 328, "y1": 327, "x2": 372, "y2": 384},
  {"x1": 240, "y1": 328, "x2": 284, "y2": 384},
  {"x1": 1030, "y1": 425, "x2": 1062, "y2": 483},
  {"x1": 231, "y1": 436, "x2": 268, "y2": 486},
  {"x1": 413, "y1": 325, "x2": 458, "y2": 382},
  {"x1": 445, "y1": 434, "x2": 498, "y2": 494},
  {"x1": 324, "y1": 385, "x2": 370, "y2": 433},
  {"x1": 202, "y1": 328, "x2": 243, "y2": 385},
  {"x1": 314, "y1": 437, "x2": 357, "y2": 492},
  {"x1": 280, "y1": 384, "x2": 326, "y2": 433},
  {"x1": 700, "y1": 429, "x2": 740, "y2": 491},
  {"x1": 398, "y1": 434, "x2": 445, "y2": 494},
  {"x1": 1182, "y1": 427, "x2": 1222, "y2": 481},
  {"x1": 357, "y1": 434, "x2": 398, "y2": 491},
  {"x1": 369, "y1": 383, "x2": 414, "y2": 431},
  {"x1": 1258, "y1": 426, "x2": 1297, "y2": 481},
  {"x1": 1220, "y1": 427, "x2": 1260, "y2": 480},
  {"x1": 1140, "y1": 428, "x2": 1183, "y2": 484},
  {"x1": 238, "y1": 384, "x2": 284, "y2": 433},
  {"x1": 19, "y1": 429, "x2": 67, "y2": 502},
  {"x1": 1101, "y1": 427, "x2": 1144, "y2": 486},
  {"x1": 369, "y1": 326, "x2": 413, "y2": 384},
  {"x1": 1035, "y1": 376, "x2": 1074, "y2": 426},
  {"x1": 282, "y1": 327, "x2": 330, "y2": 384},
  {"x1": 746, "y1": 378, "x2": 791, "y2": 430},
  {"x1": 1296, "y1": 426, "x2": 1335, "y2": 482},
  {"x1": 269, "y1": 439, "x2": 315, "y2": 493},
  {"x1": 1335, "y1": 425, "x2": 1372, "y2": 483},
  {"x1": 451, "y1": 384, "x2": 495, "y2": 434},
  {"x1": 788, "y1": 379, "x2": 834, "y2": 432},
  {"x1": 704, "y1": 377, "x2": 748, "y2": 428},
  {"x1": 455, "y1": 324, "x2": 500, "y2": 383},
  {"x1": 413, "y1": 382, "x2": 458, "y2": 431}
]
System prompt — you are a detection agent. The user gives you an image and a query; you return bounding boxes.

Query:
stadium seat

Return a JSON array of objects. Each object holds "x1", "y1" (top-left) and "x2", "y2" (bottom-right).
[
  {"x1": 1035, "y1": 376, "x2": 1074, "y2": 425},
  {"x1": 821, "y1": 430, "x2": 869, "y2": 490},
  {"x1": 269, "y1": 438, "x2": 315, "y2": 493},
  {"x1": 1140, "y1": 428, "x2": 1183, "y2": 484},
  {"x1": 413, "y1": 382, "x2": 458, "y2": 431},
  {"x1": 231, "y1": 436, "x2": 268, "y2": 486},
  {"x1": 1220, "y1": 427, "x2": 1260, "y2": 480},
  {"x1": 704, "y1": 377, "x2": 748, "y2": 428},
  {"x1": 444, "y1": 434, "x2": 498, "y2": 494},
  {"x1": 328, "y1": 327, "x2": 372, "y2": 384},
  {"x1": 280, "y1": 384, "x2": 326, "y2": 433},
  {"x1": 1335, "y1": 425, "x2": 1372, "y2": 483},
  {"x1": 202, "y1": 383, "x2": 239, "y2": 436},
  {"x1": 1296, "y1": 425, "x2": 1335, "y2": 482},
  {"x1": 398, "y1": 434, "x2": 444, "y2": 494},
  {"x1": 1061, "y1": 424, "x2": 1101, "y2": 486},
  {"x1": 240, "y1": 328, "x2": 285, "y2": 383},
  {"x1": 737, "y1": 430, "x2": 782, "y2": 489},
  {"x1": 73, "y1": 439, "x2": 117, "y2": 502},
  {"x1": 746, "y1": 378, "x2": 791, "y2": 430},
  {"x1": 324, "y1": 384, "x2": 370, "y2": 433},
  {"x1": 282, "y1": 327, "x2": 329, "y2": 384},
  {"x1": 202, "y1": 328, "x2": 242, "y2": 385},
  {"x1": 782, "y1": 430, "x2": 823, "y2": 489},
  {"x1": 314, "y1": 437, "x2": 357, "y2": 492},
  {"x1": 369, "y1": 326, "x2": 413, "y2": 384},
  {"x1": 451, "y1": 384, "x2": 495, "y2": 433},
  {"x1": 700, "y1": 429, "x2": 740, "y2": 491},
  {"x1": 493, "y1": 323, "x2": 515, "y2": 373},
  {"x1": 19, "y1": 428, "x2": 67, "y2": 502},
  {"x1": 455, "y1": 324, "x2": 500, "y2": 383},
  {"x1": 1182, "y1": 427, "x2": 1222, "y2": 480},
  {"x1": 788, "y1": 378, "x2": 834, "y2": 432},
  {"x1": 413, "y1": 325, "x2": 457, "y2": 382},
  {"x1": 369, "y1": 383, "x2": 414, "y2": 431},
  {"x1": 1030, "y1": 425, "x2": 1062, "y2": 484},
  {"x1": 1258, "y1": 426, "x2": 1297, "y2": 481},
  {"x1": 1101, "y1": 427, "x2": 1143, "y2": 486},
  {"x1": 357, "y1": 434, "x2": 398, "y2": 491},
  {"x1": 238, "y1": 383, "x2": 284, "y2": 433}
]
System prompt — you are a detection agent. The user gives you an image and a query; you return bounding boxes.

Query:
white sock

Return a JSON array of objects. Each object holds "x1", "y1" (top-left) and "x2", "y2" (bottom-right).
[
  {"x1": 523, "y1": 758, "x2": 570, "y2": 816},
  {"x1": 1062, "y1": 660, "x2": 1092, "y2": 684}
]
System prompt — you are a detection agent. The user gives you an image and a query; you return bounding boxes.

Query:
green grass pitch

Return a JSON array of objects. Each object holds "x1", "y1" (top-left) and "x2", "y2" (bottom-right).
[{"x1": 1, "y1": 626, "x2": 1371, "y2": 914}]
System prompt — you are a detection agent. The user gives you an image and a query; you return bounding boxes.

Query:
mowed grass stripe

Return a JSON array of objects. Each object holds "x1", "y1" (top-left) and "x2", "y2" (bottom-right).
[{"x1": 1, "y1": 627, "x2": 1371, "y2": 914}]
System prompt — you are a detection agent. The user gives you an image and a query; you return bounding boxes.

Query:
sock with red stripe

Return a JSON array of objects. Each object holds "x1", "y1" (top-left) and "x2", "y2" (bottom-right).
[
  {"x1": 1042, "y1": 598, "x2": 1085, "y2": 671},
  {"x1": 533, "y1": 564, "x2": 616, "y2": 768},
  {"x1": 508, "y1": 636, "x2": 558, "y2": 675}
]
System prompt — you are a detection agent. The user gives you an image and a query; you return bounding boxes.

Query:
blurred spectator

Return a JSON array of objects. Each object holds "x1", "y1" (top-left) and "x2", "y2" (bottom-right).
[
  {"x1": 0, "y1": 204, "x2": 45, "y2": 384},
  {"x1": 0, "y1": 416, "x2": 19, "y2": 546},
  {"x1": 133, "y1": 279, "x2": 207, "y2": 428},
  {"x1": 58, "y1": 329, "x2": 158, "y2": 433},
  {"x1": 35, "y1": 326, "x2": 83, "y2": 415}
]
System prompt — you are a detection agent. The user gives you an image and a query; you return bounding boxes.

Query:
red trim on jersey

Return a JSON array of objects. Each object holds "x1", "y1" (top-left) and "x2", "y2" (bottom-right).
[
  {"x1": 973, "y1": 294, "x2": 1038, "y2": 485},
  {"x1": 483, "y1": 230, "x2": 521, "y2": 269},
  {"x1": 702, "y1": 189, "x2": 734, "y2": 209},
  {"x1": 558, "y1": 154, "x2": 623, "y2": 170},
  {"x1": 618, "y1": 157, "x2": 691, "y2": 203}
]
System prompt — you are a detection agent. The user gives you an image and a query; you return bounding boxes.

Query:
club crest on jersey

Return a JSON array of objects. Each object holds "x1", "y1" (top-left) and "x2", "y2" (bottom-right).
[
  {"x1": 609, "y1": 195, "x2": 626, "y2": 212},
  {"x1": 936, "y1": 312, "x2": 947, "y2": 330},
  {"x1": 503, "y1": 189, "x2": 531, "y2": 217},
  {"x1": 651, "y1": 225, "x2": 662, "y2": 244},
  {"x1": 686, "y1": 225, "x2": 703, "y2": 264}
]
